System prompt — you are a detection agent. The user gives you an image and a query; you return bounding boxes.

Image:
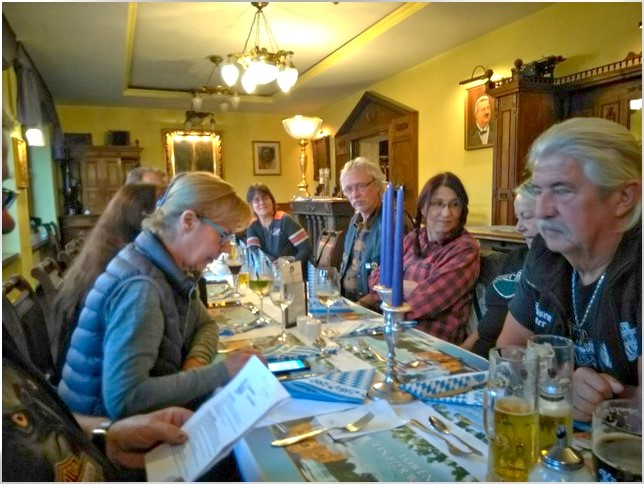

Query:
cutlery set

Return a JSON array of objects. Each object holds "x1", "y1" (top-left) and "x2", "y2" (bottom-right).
[{"x1": 411, "y1": 415, "x2": 484, "y2": 457}]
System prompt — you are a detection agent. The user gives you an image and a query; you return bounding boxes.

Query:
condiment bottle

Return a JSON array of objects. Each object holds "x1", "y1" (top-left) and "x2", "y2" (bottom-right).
[{"x1": 529, "y1": 427, "x2": 593, "y2": 482}]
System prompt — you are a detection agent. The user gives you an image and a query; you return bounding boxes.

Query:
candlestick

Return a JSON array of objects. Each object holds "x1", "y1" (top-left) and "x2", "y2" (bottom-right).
[
  {"x1": 391, "y1": 186, "x2": 405, "y2": 306},
  {"x1": 379, "y1": 184, "x2": 391, "y2": 287},
  {"x1": 384, "y1": 184, "x2": 394, "y2": 287}
]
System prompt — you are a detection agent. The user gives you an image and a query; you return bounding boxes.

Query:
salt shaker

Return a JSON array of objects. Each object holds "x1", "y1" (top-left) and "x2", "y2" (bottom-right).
[{"x1": 529, "y1": 427, "x2": 593, "y2": 482}]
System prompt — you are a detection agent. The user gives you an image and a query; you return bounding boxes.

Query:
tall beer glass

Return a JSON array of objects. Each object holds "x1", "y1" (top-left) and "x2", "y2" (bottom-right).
[
  {"x1": 485, "y1": 346, "x2": 539, "y2": 482},
  {"x1": 592, "y1": 399, "x2": 642, "y2": 482},
  {"x1": 527, "y1": 335, "x2": 574, "y2": 451}
]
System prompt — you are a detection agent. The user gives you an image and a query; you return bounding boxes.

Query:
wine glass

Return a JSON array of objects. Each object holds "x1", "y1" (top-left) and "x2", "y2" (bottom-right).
[
  {"x1": 225, "y1": 252, "x2": 243, "y2": 298},
  {"x1": 313, "y1": 267, "x2": 341, "y2": 337},
  {"x1": 269, "y1": 262, "x2": 294, "y2": 344},
  {"x1": 248, "y1": 251, "x2": 273, "y2": 324}
]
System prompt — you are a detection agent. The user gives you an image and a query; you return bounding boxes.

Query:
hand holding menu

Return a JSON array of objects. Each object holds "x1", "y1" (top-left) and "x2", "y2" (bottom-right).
[{"x1": 145, "y1": 356, "x2": 290, "y2": 482}]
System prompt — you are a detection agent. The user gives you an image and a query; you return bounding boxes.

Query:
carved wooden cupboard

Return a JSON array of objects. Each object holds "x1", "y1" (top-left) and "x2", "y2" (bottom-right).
[{"x1": 486, "y1": 54, "x2": 642, "y2": 225}]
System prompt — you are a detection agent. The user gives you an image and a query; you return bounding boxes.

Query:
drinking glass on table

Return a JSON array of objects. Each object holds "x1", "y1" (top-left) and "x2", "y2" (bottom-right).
[
  {"x1": 313, "y1": 267, "x2": 341, "y2": 337},
  {"x1": 592, "y1": 399, "x2": 642, "y2": 482},
  {"x1": 269, "y1": 261, "x2": 294, "y2": 344},
  {"x1": 527, "y1": 334, "x2": 574, "y2": 451},
  {"x1": 225, "y1": 252, "x2": 243, "y2": 298},
  {"x1": 248, "y1": 252, "x2": 273, "y2": 324},
  {"x1": 485, "y1": 346, "x2": 539, "y2": 482}
]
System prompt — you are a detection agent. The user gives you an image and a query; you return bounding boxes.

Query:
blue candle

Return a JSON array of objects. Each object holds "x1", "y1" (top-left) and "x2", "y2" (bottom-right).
[
  {"x1": 391, "y1": 186, "x2": 405, "y2": 306},
  {"x1": 384, "y1": 184, "x2": 394, "y2": 287},
  {"x1": 379, "y1": 183, "x2": 390, "y2": 287}
]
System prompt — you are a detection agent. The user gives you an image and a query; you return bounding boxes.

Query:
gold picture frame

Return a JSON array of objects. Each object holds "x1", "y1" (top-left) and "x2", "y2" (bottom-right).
[
  {"x1": 464, "y1": 84, "x2": 495, "y2": 151},
  {"x1": 162, "y1": 129, "x2": 223, "y2": 178},
  {"x1": 252, "y1": 141, "x2": 281, "y2": 176},
  {"x1": 12, "y1": 137, "x2": 29, "y2": 188}
]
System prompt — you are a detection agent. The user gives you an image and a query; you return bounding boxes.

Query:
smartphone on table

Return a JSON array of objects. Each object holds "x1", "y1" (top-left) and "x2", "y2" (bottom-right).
[{"x1": 268, "y1": 358, "x2": 311, "y2": 376}]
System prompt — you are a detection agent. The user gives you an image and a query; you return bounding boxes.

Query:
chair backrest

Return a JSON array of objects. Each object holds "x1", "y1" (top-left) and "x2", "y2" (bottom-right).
[
  {"x1": 30, "y1": 257, "x2": 64, "y2": 306},
  {"x1": 56, "y1": 249, "x2": 73, "y2": 272},
  {"x1": 43, "y1": 221, "x2": 63, "y2": 255},
  {"x1": 2, "y1": 275, "x2": 57, "y2": 384},
  {"x1": 466, "y1": 249, "x2": 508, "y2": 336},
  {"x1": 315, "y1": 229, "x2": 346, "y2": 270}
]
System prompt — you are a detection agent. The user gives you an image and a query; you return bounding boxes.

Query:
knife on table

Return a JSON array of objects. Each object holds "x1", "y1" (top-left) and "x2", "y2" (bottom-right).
[{"x1": 428, "y1": 382, "x2": 486, "y2": 398}]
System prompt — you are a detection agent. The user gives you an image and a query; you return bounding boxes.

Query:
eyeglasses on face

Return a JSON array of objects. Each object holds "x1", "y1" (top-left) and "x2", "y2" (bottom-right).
[
  {"x1": 2, "y1": 188, "x2": 18, "y2": 210},
  {"x1": 342, "y1": 178, "x2": 376, "y2": 195},
  {"x1": 429, "y1": 199, "x2": 463, "y2": 211},
  {"x1": 199, "y1": 216, "x2": 234, "y2": 244}
]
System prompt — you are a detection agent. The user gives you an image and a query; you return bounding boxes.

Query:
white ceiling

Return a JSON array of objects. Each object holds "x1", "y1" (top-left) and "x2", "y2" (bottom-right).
[{"x1": 3, "y1": 2, "x2": 551, "y2": 115}]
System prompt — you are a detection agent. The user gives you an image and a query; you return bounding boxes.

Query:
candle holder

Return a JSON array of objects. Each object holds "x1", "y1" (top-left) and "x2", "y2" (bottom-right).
[
  {"x1": 367, "y1": 298, "x2": 415, "y2": 404},
  {"x1": 373, "y1": 285, "x2": 392, "y2": 306}
]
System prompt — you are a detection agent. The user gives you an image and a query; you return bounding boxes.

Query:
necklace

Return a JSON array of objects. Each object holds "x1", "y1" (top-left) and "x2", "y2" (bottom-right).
[{"x1": 571, "y1": 270, "x2": 606, "y2": 330}]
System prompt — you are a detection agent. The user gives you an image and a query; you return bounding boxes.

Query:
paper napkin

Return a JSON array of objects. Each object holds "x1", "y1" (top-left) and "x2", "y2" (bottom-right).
[
  {"x1": 319, "y1": 399, "x2": 407, "y2": 441},
  {"x1": 281, "y1": 368, "x2": 375, "y2": 404},
  {"x1": 400, "y1": 371, "x2": 488, "y2": 406}
]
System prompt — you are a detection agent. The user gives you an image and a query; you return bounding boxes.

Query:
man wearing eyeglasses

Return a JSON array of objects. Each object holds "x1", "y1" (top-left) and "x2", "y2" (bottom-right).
[{"x1": 338, "y1": 157, "x2": 385, "y2": 302}]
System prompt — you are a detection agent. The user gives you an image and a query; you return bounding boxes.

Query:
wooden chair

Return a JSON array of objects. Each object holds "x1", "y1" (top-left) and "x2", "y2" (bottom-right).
[
  {"x1": 30, "y1": 257, "x2": 64, "y2": 309},
  {"x1": 314, "y1": 229, "x2": 346, "y2": 271},
  {"x1": 3, "y1": 275, "x2": 57, "y2": 384},
  {"x1": 43, "y1": 221, "x2": 63, "y2": 255}
]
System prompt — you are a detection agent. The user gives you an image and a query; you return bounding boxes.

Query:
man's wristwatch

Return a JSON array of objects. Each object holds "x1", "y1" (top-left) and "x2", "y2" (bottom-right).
[{"x1": 90, "y1": 420, "x2": 113, "y2": 454}]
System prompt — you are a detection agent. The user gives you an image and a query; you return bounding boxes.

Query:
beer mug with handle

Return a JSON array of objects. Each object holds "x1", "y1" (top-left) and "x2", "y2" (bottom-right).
[
  {"x1": 485, "y1": 346, "x2": 539, "y2": 482},
  {"x1": 527, "y1": 334, "x2": 574, "y2": 451},
  {"x1": 592, "y1": 399, "x2": 642, "y2": 482}
]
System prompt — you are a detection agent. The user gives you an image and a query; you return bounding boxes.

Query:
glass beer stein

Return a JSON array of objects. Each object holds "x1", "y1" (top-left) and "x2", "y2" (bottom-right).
[
  {"x1": 485, "y1": 346, "x2": 539, "y2": 482},
  {"x1": 527, "y1": 335, "x2": 574, "y2": 451},
  {"x1": 592, "y1": 399, "x2": 642, "y2": 482}
]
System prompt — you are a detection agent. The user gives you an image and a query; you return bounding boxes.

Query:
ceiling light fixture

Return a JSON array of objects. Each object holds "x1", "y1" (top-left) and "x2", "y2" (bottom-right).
[
  {"x1": 283, "y1": 115, "x2": 323, "y2": 198},
  {"x1": 459, "y1": 65, "x2": 494, "y2": 86},
  {"x1": 193, "y1": 55, "x2": 242, "y2": 112},
  {"x1": 183, "y1": 110, "x2": 217, "y2": 131},
  {"x1": 222, "y1": 2, "x2": 298, "y2": 94}
]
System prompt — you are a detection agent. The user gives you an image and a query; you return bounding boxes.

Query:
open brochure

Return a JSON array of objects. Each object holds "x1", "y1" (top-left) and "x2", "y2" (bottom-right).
[{"x1": 145, "y1": 356, "x2": 290, "y2": 482}]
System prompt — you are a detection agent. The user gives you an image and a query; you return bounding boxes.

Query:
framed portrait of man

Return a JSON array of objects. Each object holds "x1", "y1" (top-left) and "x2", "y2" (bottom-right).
[
  {"x1": 252, "y1": 141, "x2": 281, "y2": 175},
  {"x1": 465, "y1": 85, "x2": 495, "y2": 151}
]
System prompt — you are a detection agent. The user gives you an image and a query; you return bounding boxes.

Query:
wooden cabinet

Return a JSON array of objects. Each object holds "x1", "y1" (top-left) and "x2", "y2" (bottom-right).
[
  {"x1": 486, "y1": 54, "x2": 641, "y2": 225},
  {"x1": 66, "y1": 144, "x2": 143, "y2": 215},
  {"x1": 290, "y1": 198, "x2": 355, "y2": 248},
  {"x1": 60, "y1": 214, "x2": 99, "y2": 245}
]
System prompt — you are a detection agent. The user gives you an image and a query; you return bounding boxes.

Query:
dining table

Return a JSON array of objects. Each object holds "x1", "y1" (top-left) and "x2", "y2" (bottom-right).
[{"x1": 206, "y1": 278, "x2": 592, "y2": 482}]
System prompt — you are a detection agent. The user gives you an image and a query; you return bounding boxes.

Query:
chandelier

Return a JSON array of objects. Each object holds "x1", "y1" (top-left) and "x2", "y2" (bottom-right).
[
  {"x1": 221, "y1": 2, "x2": 298, "y2": 94},
  {"x1": 191, "y1": 55, "x2": 241, "y2": 113}
]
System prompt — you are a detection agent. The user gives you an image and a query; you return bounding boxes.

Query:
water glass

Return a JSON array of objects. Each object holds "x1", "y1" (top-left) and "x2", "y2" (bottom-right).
[
  {"x1": 527, "y1": 334, "x2": 574, "y2": 451},
  {"x1": 313, "y1": 267, "x2": 341, "y2": 337},
  {"x1": 592, "y1": 399, "x2": 642, "y2": 481},
  {"x1": 485, "y1": 346, "x2": 539, "y2": 482},
  {"x1": 269, "y1": 260, "x2": 294, "y2": 344}
]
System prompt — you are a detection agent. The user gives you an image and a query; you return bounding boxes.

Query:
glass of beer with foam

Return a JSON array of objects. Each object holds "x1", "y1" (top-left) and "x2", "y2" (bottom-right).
[
  {"x1": 485, "y1": 346, "x2": 539, "y2": 482},
  {"x1": 592, "y1": 399, "x2": 642, "y2": 482},
  {"x1": 527, "y1": 335, "x2": 574, "y2": 452}
]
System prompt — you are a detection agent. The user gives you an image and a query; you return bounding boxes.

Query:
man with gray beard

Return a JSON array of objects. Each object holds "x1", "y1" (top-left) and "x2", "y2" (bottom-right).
[{"x1": 497, "y1": 117, "x2": 641, "y2": 422}]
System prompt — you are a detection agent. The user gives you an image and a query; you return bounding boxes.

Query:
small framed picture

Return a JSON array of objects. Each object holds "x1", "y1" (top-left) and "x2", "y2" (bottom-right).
[
  {"x1": 12, "y1": 137, "x2": 29, "y2": 188},
  {"x1": 464, "y1": 84, "x2": 495, "y2": 151},
  {"x1": 252, "y1": 141, "x2": 281, "y2": 176}
]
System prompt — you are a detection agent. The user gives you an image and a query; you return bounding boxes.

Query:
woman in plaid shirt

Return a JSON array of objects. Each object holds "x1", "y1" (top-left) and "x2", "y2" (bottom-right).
[{"x1": 362, "y1": 172, "x2": 480, "y2": 343}]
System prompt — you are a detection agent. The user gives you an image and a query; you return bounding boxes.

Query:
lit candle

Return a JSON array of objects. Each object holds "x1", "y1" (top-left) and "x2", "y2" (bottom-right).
[
  {"x1": 379, "y1": 184, "x2": 391, "y2": 287},
  {"x1": 391, "y1": 186, "x2": 405, "y2": 306}
]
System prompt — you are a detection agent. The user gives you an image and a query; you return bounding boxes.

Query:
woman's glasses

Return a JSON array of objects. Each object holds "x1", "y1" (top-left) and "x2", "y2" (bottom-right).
[
  {"x1": 429, "y1": 199, "x2": 463, "y2": 212},
  {"x1": 199, "y1": 216, "x2": 234, "y2": 244},
  {"x1": 2, "y1": 188, "x2": 18, "y2": 210}
]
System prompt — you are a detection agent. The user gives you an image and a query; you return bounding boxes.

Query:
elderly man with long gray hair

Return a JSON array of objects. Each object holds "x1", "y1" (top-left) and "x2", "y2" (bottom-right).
[{"x1": 497, "y1": 117, "x2": 641, "y2": 422}]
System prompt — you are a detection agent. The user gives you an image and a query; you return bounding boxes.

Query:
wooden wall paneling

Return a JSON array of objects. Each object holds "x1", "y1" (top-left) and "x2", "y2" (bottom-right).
[{"x1": 388, "y1": 113, "x2": 418, "y2": 216}]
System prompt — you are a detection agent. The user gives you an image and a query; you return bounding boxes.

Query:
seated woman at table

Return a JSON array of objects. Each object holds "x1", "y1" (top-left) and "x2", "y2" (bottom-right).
[
  {"x1": 361, "y1": 172, "x2": 480, "y2": 344},
  {"x1": 58, "y1": 172, "x2": 260, "y2": 419},
  {"x1": 246, "y1": 183, "x2": 312, "y2": 263},
  {"x1": 53, "y1": 183, "x2": 159, "y2": 378},
  {"x1": 460, "y1": 180, "x2": 539, "y2": 357}
]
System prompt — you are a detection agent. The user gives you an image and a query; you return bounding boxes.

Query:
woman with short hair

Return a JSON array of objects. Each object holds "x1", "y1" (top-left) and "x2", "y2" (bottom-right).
[
  {"x1": 59, "y1": 172, "x2": 258, "y2": 419},
  {"x1": 246, "y1": 183, "x2": 312, "y2": 262},
  {"x1": 362, "y1": 172, "x2": 480, "y2": 344}
]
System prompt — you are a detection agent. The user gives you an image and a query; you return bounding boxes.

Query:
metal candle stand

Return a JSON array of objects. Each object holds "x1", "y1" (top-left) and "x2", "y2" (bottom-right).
[{"x1": 368, "y1": 285, "x2": 415, "y2": 404}]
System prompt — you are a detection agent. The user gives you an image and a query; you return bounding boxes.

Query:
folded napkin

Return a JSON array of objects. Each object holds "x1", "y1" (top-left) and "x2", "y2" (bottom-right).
[
  {"x1": 337, "y1": 321, "x2": 418, "y2": 338},
  {"x1": 319, "y1": 399, "x2": 407, "y2": 441},
  {"x1": 401, "y1": 371, "x2": 488, "y2": 406},
  {"x1": 262, "y1": 344, "x2": 337, "y2": 362},
  {"x1": 281, "y1": 368, "x2": 375, "y2": 404}
]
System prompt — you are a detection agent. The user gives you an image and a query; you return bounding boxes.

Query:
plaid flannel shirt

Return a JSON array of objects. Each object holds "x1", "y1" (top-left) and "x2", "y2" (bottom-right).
[{"x1": 370, "y1": 228, "x2": 480, "y2": 343}]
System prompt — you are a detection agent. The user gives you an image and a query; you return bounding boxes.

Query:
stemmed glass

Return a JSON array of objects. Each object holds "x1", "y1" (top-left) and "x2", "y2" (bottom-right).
[
  {"x1": 313, "y1": 267, "x2": 341, "y2": 337},
  {"x1": 248, "y1": 252, "x2": 273, "y2": 324},
  {"x1": 269, "y1": 261, "x2": 294, "y2": 344},
  {"x1": 225, "y1": 252, "x2": 243, "y2": 299}
]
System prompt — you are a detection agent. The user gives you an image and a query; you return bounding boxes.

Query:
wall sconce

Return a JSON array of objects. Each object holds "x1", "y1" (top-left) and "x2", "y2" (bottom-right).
[
  {"x1": 282, "y1": 115, "x2": 323, "y2": 198},
  {"x1": 459, "y1": 65, "x2": 494, "y2": 86}
]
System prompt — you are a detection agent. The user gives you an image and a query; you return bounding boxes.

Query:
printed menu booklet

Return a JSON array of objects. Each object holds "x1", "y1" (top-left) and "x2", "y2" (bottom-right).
[{"x1": 145, "y1": 356, "x2": 290, "y2": 481}]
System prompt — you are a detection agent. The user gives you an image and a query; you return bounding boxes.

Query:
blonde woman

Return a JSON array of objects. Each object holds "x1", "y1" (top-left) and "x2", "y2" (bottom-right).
[{"x1": 59, "y1": 172, "x2": 258, "y2": 419}]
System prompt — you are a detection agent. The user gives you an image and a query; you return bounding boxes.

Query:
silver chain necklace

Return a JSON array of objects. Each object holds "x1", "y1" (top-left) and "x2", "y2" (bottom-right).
[{"x1": 571, "y1": 271, "x2": 606, "y2": 330}]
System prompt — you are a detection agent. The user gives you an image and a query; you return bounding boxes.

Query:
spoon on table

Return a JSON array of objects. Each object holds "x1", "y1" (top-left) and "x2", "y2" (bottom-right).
[{"x1": 428, "y1": 415, "x2": 483, "y2": 456}]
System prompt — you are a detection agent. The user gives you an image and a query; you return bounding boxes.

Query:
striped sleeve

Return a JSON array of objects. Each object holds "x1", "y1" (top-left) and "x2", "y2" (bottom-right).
[{"x1": 288, "y1": 227, "x2": 309, "y2": 246}]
